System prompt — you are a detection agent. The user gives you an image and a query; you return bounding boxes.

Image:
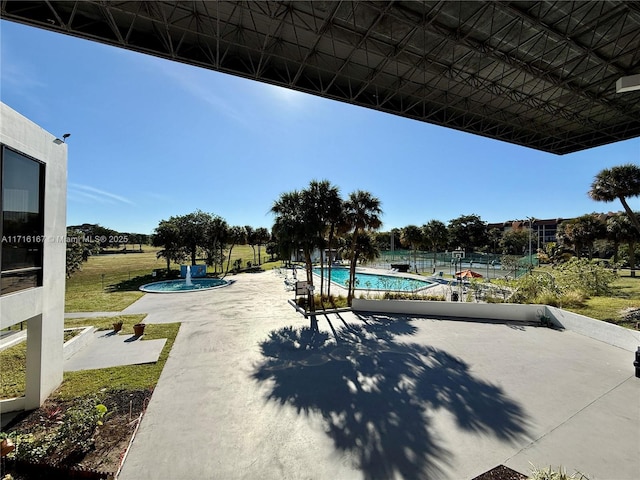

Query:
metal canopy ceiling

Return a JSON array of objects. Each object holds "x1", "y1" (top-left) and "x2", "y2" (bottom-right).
[{"x1": 3, "y1": 1, "x2": 640, "y2": 154}]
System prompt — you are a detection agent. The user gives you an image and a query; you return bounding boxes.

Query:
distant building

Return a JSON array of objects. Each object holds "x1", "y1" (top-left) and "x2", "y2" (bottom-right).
[
  {"x1": 487, "y1": 213, "x2": 620, "y2": 251},
  {"x1": 487, "y1": 218, "x2": 566, "y2": 250},
  {"x1": 0, "y1": 103, "x2": 67, "y2": 411}
]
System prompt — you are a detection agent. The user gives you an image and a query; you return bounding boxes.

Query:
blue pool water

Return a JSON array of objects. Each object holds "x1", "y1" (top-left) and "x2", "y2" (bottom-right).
[
  {"x1": 139, "y1": 278, "x2": 229, "y2": 293},
  {"x1": 313, "y1": 267, "x2": 432, "y2": 292}
]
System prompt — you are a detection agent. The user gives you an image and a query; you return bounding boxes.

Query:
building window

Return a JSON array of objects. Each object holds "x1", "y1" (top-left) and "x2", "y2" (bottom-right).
[{"x1": 1, "y1": 146, "x2": 45, "y2": 295}]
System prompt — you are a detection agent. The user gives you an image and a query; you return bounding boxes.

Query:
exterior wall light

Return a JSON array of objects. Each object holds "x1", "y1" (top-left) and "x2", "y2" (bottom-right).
[{"x1": 616, "y1": 74, "x2": 640, "y2": 93}]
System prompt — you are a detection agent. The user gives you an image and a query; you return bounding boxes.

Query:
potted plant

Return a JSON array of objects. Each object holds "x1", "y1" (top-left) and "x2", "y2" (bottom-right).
[
  {"x1": 1, "y1": 437, "x2": 15, "y2": 457},
  {"x1": 133, "y1": 323, "x2": 146, "y2": 336},
  {"x1": 537, "y1": 311, "x2": 553, "y2": 328},
  {"x1": 113, "y1": 320, "x2": 123, "y2": 333}
]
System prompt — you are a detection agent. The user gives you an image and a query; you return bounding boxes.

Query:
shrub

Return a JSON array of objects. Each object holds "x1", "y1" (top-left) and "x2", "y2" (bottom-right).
[
  {"x1": 502, "y1": 259, "x2": 616, "y2": 305},
  {"x1": 1, "y1": 398, "x2": 108, "y2": 465},
  {"x1": 554, "y1": 258, "x2": 618, "y2": 296},
  {"x1": 57, "y1": 398, "x2": 108, "y2": 456},
  {"x1": 296, "y1": 294, "x2": 348, "y2": 310},
  {"x1": 528, "y1": 464, "x2": 589, "y2": 480},
  {"x1": 424, "y1": 294, "x2": 445, "y2": 301},
  {"x1": 558, "y1": 290, "x2": 587, "y2": 308},
  {"x1": 0, "y1": 432, "x2": 54, "y2": 462},
  {"x1": 485, "y1": 296, "x2": 505, "y2": 303}
]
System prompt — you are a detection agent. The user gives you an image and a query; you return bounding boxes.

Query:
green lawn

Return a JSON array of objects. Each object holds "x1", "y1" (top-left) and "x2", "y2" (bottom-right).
[
  {"x1": 564, "y1": 271, "x2": 640, "y2": 329},
  {"x1": 56, "y1": 317, "x2": 180, "y2": 400},
  {"x1": 65, "y1": 248, "x2": 167, "y2": 312},
  {"x1": 0, "y1": 341, "x2": 27, "y2": 399}
]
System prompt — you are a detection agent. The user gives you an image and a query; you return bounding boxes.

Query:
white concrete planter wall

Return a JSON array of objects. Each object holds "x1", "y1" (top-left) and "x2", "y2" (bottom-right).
[
  {"x1": 63, "y1": 327, "x2": 96, "y2": 361},
  {"x1": 352, "y1": 298, "x2": 640, "y2": 353},
  {"x1": 545, "y1": 306, "x2": 640, "y2": 353}
]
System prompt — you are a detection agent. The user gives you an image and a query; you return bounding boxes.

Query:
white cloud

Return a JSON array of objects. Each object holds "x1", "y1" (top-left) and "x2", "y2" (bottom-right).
[{"x1": 68, "y1": 183, "x2": 134, "y2": 205}]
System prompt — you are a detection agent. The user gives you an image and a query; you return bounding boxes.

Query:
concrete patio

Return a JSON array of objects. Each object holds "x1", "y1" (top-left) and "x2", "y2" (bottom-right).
[{"x1": 116, "y1": 270, "x2": 639, "y2": 480}]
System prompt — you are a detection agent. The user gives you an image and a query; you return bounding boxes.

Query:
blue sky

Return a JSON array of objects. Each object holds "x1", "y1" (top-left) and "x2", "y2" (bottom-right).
[{"x1": 2, "y1": 20, "x2": 639, "y2": 235}]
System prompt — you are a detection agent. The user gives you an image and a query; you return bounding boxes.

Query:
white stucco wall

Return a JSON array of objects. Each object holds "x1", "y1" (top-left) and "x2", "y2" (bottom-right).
[
  {"x1": 0, "y1": 102, "x2": 67, "y2": 411},
  {"x1": 352, "y1": 298, "x2": 640, "y2": 353},
  {"x1": 353, "y1": 298, "x2": 542, "y2": 323}
]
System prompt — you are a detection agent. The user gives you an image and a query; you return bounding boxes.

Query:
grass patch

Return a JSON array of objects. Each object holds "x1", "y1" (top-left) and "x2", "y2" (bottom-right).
[
  {"x1": 63, "y1": 329, "x2": 81, "y2": 343},
  {"x1": 65, "y1": 249, "x2": 166, "y2": 312},
  {"x1": 55, "y1": 317, "x2": 179, "y2": 400},
  {"x1": 0, "y1": 316, "x2": 179, "y2": 401},
  {"x1": 0, "y1": 341, "x2": 27, "y2": 399},
  {"x1": 63, "y1": 315, "x2": 147, "y2": 331},
  {"x1": 548, "y1": 270, "x2": 640, "y2": 329}
]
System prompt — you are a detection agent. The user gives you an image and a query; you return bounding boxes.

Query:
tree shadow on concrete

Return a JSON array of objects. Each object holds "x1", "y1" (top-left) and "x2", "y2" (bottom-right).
[{"x1": 252, "y1": 316, "x2": 530, "y2": 479}]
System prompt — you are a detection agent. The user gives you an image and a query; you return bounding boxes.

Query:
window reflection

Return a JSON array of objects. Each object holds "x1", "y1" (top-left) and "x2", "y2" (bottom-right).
[{"x1": 1, "y1": 146, "x2": 45, "y2": 295}]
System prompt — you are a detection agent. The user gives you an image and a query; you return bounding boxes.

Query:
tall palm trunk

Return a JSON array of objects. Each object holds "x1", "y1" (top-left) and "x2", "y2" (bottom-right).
[
  {"x1": 304, "y1": 249, "x2": 315, "y2": 315},
  {"x1": 327, "y1": 226, "x2": 335, "y2": 298},
  {"x1": 319, "y1": 248, "x2": 325, "y2": 298},
  {"x1": 629, "y1": 239, "x2": 637, "y2": 278},
  {"x1": 619, "y1": 196, "x2": 640, "y2": 235},
  {"x1": 223, "y1": 243, "x2": 236, "y2": 279},
  {"x1": 348, "y1": 229, "x2": 360, "y2": 305}
]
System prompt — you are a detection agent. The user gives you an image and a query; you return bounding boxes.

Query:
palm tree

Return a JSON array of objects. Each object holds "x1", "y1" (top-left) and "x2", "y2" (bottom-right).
[
  {"x1": 557, "y1": 215, "x2": 605, "y2": 259},
  {"x1": 589, "y1": 164, "x2": 640, "y2": 234},
  {"x1": 254, "y1": 227, "x2": 271, "y2": 266},
  {"x1": 271, "y1": 190, "x2": 304, "y2": 265},
  {"x1": 422, "y1": 220, "x2": 448, "y2": 271},
  {"x1": 400, "y1": 225, "x2": 423, "y2": 272},
  {"x1": 306, "y1": 180, "x2": 343, "y2": 298},
  {"x1": 245, "y1": 225, "x2": 256, "y2": 265},
  {"x1": 223, "y1": 226, "x2": 246, "y2": 277},
  {"x1": 271, "y1": 188, "x2": 323, "y2": 315},
  {"x1": 152, "y1": 219, "x2": 186, "y2": 274},
  {"x1": 204, "y1": 216, "x2": 228, "y2": 274},
  {"x1": 341, "y1": 232, "x2": 380, "y2": 291},
  {"x1": 343, "y1": 190, "x2": 382, "y2": 305},
  {"x1": 606, "y1": 212, "x2": 638, "y2": 277}
]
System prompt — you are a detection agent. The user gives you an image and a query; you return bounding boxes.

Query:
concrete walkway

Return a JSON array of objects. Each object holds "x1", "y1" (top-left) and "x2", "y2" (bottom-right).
[
  {"x1": 64, "y1": 330, "x2": 166, "y2": 372},
  {"x1": 117, "y1": 271, "x2": 639, "y2": 480},
  {"x1": 65, "y1": 311, "x2": 126, "y2": 318}
]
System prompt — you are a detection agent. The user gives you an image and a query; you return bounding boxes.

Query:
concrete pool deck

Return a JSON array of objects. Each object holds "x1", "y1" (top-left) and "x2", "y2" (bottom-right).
[{"x1": 117, "y1": 270, "x2": 639, "y2": 480}]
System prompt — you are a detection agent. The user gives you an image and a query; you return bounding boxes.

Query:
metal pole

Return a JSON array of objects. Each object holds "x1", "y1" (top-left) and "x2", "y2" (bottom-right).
[
  {"x1": 527, "y1": 217, "x2": 533, "y2": 269},
  {"x1": 458, "y1": 258, "x2": 462, "y2": 301}
]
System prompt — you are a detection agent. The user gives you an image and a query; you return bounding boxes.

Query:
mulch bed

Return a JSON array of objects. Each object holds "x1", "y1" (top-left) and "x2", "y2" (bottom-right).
[
  {"x1": 1, "y1": 389, "x2": 152, "y2": 480},
  {"x1": 472, "y1": 465, "x2": 528, "y2": 480}
]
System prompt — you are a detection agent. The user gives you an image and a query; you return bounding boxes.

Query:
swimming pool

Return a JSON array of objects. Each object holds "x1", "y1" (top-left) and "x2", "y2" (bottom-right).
[{"x1": 313, "y1": 267, "x2": 433, "y2": 292}]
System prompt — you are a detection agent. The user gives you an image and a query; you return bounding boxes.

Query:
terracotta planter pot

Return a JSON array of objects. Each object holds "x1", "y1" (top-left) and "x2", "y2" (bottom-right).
[
  {"x1": 1, "y1": 438, "x2": 15, "y2": 457},
  {"x1": 133, "y1": 323, "x2": 146, "y2": 336}
]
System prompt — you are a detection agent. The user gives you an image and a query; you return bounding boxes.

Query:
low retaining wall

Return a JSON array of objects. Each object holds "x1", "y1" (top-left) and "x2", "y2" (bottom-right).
[
  {"x1": 546, "y1": 306, "x2": 640, "y2": 353},
  {"x1": 352, "y1": 298, "x2": 640, "y2": 352},
  {"x1": 352, "y1": 298, "x2": 542, "y2": 323},
  {"x1": 63, "y1": 326, "x2": 95, "y2": 360}
]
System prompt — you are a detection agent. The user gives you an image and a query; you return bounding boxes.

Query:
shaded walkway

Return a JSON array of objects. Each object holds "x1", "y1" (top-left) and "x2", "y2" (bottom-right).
[{"x1": 252, "y1": 318, "x2": 530, "y2": 479}]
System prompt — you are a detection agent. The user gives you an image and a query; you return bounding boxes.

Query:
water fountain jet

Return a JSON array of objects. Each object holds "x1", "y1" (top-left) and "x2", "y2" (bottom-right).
[{"x1": 185, "y1": 265, "x2": 193, "y2": 287}]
